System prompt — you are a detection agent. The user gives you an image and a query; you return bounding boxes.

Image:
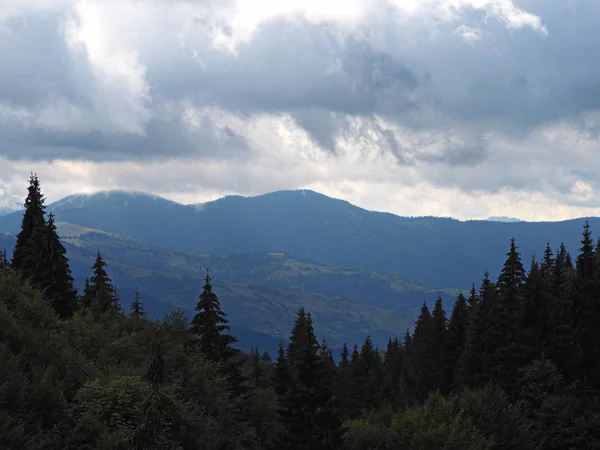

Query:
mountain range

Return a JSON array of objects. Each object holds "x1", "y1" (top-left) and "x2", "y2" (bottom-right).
[{"x1": 0, "y1": 189, "x2": 596, "y2": 352}]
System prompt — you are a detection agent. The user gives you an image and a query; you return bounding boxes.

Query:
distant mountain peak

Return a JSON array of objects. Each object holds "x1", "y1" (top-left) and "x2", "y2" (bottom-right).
[
  {"x1": 486, "y1": 216, "x2": 525, "y2": 223},
  {"x1": 48, "y1": 190, "x2": 180, "y2": 211}
]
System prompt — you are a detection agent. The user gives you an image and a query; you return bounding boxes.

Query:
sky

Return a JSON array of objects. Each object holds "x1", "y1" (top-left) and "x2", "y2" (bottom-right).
[{"x1": 1, "y1": 0, "x2": 600, "y2": 221}]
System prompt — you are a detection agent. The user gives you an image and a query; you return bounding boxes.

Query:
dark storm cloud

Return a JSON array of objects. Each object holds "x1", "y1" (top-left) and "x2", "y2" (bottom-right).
[
  {"x1": 1, "y1": 0, "x2": 600, "y2": 206},
  {"x1": 0, "y1": 9, "x2": 95, "y2": 111}
]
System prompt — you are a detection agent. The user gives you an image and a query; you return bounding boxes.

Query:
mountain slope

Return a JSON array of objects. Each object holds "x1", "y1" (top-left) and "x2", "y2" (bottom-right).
[
  {"x1": 0, "y1": 189, "x2": 596, "y2": 288},
  {"x1": 0, "y1": 225, "x2": 448, "y2": 351}
]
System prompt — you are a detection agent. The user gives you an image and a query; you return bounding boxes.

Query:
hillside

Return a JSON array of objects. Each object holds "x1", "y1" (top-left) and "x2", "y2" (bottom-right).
[
  {"x1": 0, "y1": 189, "x2": 595, "y2": 288},
  {"x1": 0, "y1": 225, "x2": 451, "y2": 352}
]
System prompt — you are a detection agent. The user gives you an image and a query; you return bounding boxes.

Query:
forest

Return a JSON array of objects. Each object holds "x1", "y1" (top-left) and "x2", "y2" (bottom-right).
[{"x1": 1, "y1": 174, "x2": 600, "y2": 449}]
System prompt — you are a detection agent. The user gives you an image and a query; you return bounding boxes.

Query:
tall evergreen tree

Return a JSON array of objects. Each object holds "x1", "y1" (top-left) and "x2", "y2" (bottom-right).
[
  {"x1": 281, "y1": 308, "x2": 322, "y2": 449},
  {"x1": 497, "y1": 237, "x2": 527, "y2": 299},
  {"x1": 273, "y1": 342, "x2": 290, "y2": 398},
  {"x1": 190, "y1": 272, "x2": 237, "y2": 362},
  {"x1": 12, "y1": 173, "x2": 46, "y2": 277},
  {"x1": 130, "y1": 286, "x2": 146, "y2": 320},
  {"x1": 577, "y1": 221, "x2": 595, "y2": 280},
  {"x1": 410, "y1": 302, "x2": 434, "y2": 400},
  {"x1": 28, "y1": 212, "x2": 78, "y2": 319},
  {"x1": 443, "y1": 293, "x2": 469, "y2": 392},
  {"x1": 493, "y1": 239, "x2": 527, "y2": 394},
  {"x1": 455, "y1": 272, "x2": 499, "y2": 388},
  {"x1": 82, "y1": 252, "x2": 120, "y2": 313},
  {"x1": 430, "y1": 296, "x2": 448, "y2": 392},
  {"x1": 314, "y1": 340, "x2": 343, "y2": 449},
  {"x1": 541, "y1": 242, "x2": 555, "y2": 278}
]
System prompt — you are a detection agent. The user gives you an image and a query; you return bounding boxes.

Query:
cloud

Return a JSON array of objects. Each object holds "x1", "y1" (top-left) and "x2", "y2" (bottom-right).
[{"x1": 1, "y1": 0, "x2": 600, "y2": 220}]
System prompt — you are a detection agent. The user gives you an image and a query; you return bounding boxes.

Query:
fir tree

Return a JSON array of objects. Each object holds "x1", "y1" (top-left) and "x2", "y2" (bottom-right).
[
  {"x1": 541, "y1": 242, "x2": 555, "y2": 278},
  {"x1": 497, "y1": 237, "x2": 526, "y2": 300},
  {"x1": 130, "y1": 286, "x2": 146, "y2": 319},
  {"x1": 467, "y1": 283, "x2": 478, "y2": 312},
  {"x1": 190, "y1": 272, "x2": 237, "y2": 362},
  {"x1": 85, "y1": 252, "x2": 120, "y2": 313},
  {"x1": 455, "y1": 272, "x2": 499, "y2": 388},
  {"x1": 430, "y1": 296, "x2": 448, "y2": 392},
  {"x1": 273, "y1": 342, "x2": 291, "y2": 399},
  {"x1": 443, "y1": 293, "x2": 469, "y2": 392},
  {"x1": 410, "y1": 302, "x2": 434, "y2": 400},
  {"x1": 281, "y1": 308, "x2": 322, "y2": 449},
  {"x1": 28, "y1": 212, "x2": 78, "y2": 319},
  {"x1": 314, "y1": 339, "x2": 343, "y2": 449},
  {"x1": 12, "y1": 173, "x2": 46, "y2": 277},
  {"x1": 577, "y1": 221, "x2": 595, "y2": 280}
]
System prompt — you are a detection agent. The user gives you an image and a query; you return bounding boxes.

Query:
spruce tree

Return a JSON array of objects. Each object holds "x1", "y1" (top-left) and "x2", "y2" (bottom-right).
[
  {"x1": 410, "y1": 302, "x2": 434, "y2": 400},
  {"x1": 358, "y1": 335, "x2": 384, "y2": 410},
  {"x1": 541, "y1": 242, "x2": 555, "y2": 278},
  {"x1": 455, "y1": 272, "x2": 499, "y2": 388},
  {"x1": 28, "y1": 213, "x2": 78, "y2": 319},
  {"x1": 467, "y1": 283, "x2": 478, "y2": 312},
  {"x1": 443, "y1": 293, "x2": 469, "y2": 392},
  {"x1": 130, "y1": 286, "x2": 146, "y2": 319},
  {"x1": 577, "y1": 221, "x2": 595, "y2": 280},
  {"x1": 281, "y1": 308, "x2": 322, "y2": 449},
  {"x1": 190, "y1": 272, "x2": 237, "y2": 362},
  {"x1": 273, "y1": 342, "x2": 290, "y2": 398},
  {"x1": 497, "y1": 237, "x2": 527, "y2": 300},
  {"x1": 430, "y1": 296, "x2": 448, "y2": 392},
  {"x1": 82, "y1": 252, "x2": 120, "y2": 313},
  {"x1": 314, "y1": 340, "x2": 342, "y2": 449},
  {"x1": 12, "y1": 173, "x2": 46, "y2": 277}
]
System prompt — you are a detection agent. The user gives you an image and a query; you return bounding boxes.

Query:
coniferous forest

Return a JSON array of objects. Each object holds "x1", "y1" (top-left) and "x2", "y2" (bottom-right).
[{"x1": 2, "y1": 174, "x2": 600, "y2": 450}]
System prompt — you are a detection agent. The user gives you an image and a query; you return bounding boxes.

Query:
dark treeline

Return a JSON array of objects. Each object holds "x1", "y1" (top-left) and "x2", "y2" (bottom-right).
[{"x1": 1, "y1": 174, "x2": 600, "y2": 449}]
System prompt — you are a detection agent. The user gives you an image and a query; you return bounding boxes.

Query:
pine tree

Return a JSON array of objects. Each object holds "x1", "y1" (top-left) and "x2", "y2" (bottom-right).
[
  {"x1": 130, "y1": 286, "x2": 146, "y2": 319},
  {"x1": 337, "y1": 343, "x2": 351, "y2": 418},
  {"x1": 467, "y1": 283, "x2": 478, "y2": 312},
  {"x1": 28, "y1": 213, "x2": 78, "y2": 319},
  {"x1": 497, "y1": 237, "x2": 527, "y2": 300},
  {"x1": 190, "y1": 272, "x2": 237, "y2": 362},
  {"x1": 410, "y1": 302, "x2": 434, "y2": 400},
  {"x1": 281, "y1": 308, "x2": 322, "y2": 449},
  {"x1": 314, "y1": 340, "x2": 343, "y2": 449},
  {"x1": 443, "y1": 293, "x2": 469, "y2": 392},
  {"x1": 577, "y1": 221, "x2": 595, "y2": 280},
  {"x1": 455, "y1": 272, "x2": 499, "y2": 388},
  {"x1": 85, "y1": 252, "x2": 120, "y2": 313},
  {"x1": 12, "y1": 173, "x2": 46, "y2": 277},
  {"x1": 430, "y1": 296, "x2": 448, "y2": 392},
  {"x1": 541, "y1": 242, "x2": 555, "y2": 278},
  {"x1": 273, "y1": 342, "x2": 290, "y2": 398},
  {"x1": 383, "y1": 337, "x2": 404, "y2": 408},
  {"x1": 358, "y1": 335, "x2": 384, "y2": 410}
]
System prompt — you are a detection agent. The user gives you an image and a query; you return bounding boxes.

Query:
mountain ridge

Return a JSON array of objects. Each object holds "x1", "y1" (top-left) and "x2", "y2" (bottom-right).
[{"x1": 0, "y1": 189, "x2": 598, "y2": 288}]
